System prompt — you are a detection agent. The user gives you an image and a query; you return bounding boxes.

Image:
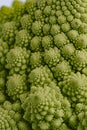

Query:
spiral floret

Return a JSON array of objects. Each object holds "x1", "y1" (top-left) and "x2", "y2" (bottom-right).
[
  {"x1": 49, "y1": 15, "x2": 57, "y2": 24},
  {"x1": 6, "y1": 47, "x2": 30, "y2": 74},
  {"x1": 61, "y1": 22, "x2": 71, "y2": 33},
  {"x1": 0, "y1": 100, "x2": 30, "y2": 130},
  {"x1": 53, "y1": 60, "x2": 72, "y2": 81},
  {"x1": 57, "y1": 15, "x2": 66, "y2": 25},
  {"x1": 0, "y1": 100, "x2": 21, "y2": 130},
  {"x1": 75, "y1": 103, "x2": 87, "y2": 130},
  {"x1": 43, "y1": 24, "x2": 51, "y2": 35},
  {"x1": 44, "y1": 6, "x2": 51, "y2": 16},
  {"x1": 79, "y1": 23, "x2": 87, "y2": 33},
  {"x1": 1, "y1": 21, "x2": 17, "y2": 46},
  {"x1": 60, "y1": 72, "x2": 87, "y2": 105},
  {"x1": 35, "y1": 9, "x2": 44, "y2": 21},
  {"x1": 29, "y1": 52, "x2": 42, "y2": 69},
  {"x1": 54, "y1": 33, "x2": 68, "y2": 49},
  {"x1": 32, "y1": 21, "x2": 43, "y2": 36},
  {"x1": 22, "y1": 84, "x2": 72, "y2": 130},
  {"x1": 42, "y1": 35, "x2": 53, "y2": 50},
  {"x1": 15, "y1": 29, "x2": 31, "y2": 48},
  {"x1": 70, "y1": 50, "x2": 87, "y2": 71},
  {"x1": 50, "y1": 24, "x2": 60, "y2": 36},
  {"x1": 71, "y1": 18, "x2": 82, "y2": 30},
  {"x1": 0, "y1": 107, "x2": 18, "y2": 130},
  {"x1": 6, "y1": 74, "x2": 27, "y2": 100},
  {"x1": 75, "y1": 34, "x2": 87, "y2": 49},
  {"x1": 61, "y1": 43, "x2": 75, "y2": 60},
  {"x1": 28, "y1": 66, "x2": 53, "y2": 86},
  {"x1": 30, "y1": 36, "x2": 41, "y2": 51},
  {"x1": 67, "y1": 30, "x2": 79, "y2": 43},
  {"x1": 44, "y1": 47, "x2": 61, "y2": 67},
  {"x1": 20, "y1": 14, "x2": 33, "y2": 31}
]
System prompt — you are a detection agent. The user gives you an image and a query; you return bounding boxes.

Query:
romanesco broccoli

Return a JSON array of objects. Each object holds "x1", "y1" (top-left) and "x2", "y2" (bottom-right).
[{"x1": 0, "y1": 0, "x2": 87, "y2": 129}]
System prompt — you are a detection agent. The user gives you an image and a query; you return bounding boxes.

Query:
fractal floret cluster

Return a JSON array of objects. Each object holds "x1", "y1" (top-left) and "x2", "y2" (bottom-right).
[{"x1": 0, "y1": 0, "x2": 87, "y2": 129}]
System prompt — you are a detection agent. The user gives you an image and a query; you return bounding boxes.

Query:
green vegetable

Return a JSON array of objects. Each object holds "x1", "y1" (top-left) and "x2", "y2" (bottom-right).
[
  {"x1": 0, "y1": 0, "x2": 87, "y2": 129},
  {"x1": 21, "y1": 83, "x2": 71, "y2": 130},
  {"x1": 0, "y1": 101, "x2": 30, "y2": 130}
]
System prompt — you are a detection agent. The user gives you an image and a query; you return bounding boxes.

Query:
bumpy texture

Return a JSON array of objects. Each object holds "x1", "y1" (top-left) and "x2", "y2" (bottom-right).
[
  {"x1": 6, "y1": 74, "x2": 27, "y2": 100},
  {"x1": 28, "y1": 66, "x2": 54, "y2": 86},
  {"x1": 0, "y1": 39, "x2": 8, "y2": 65},
  {"x1": 59, "y1": 72, "x2": 87, "y2": 105},
  {"x1": 0, "y1": 101, "x2": 30, "y2": 130},
  {"x1": 1, "y1": 0, "x2": 87, "y2": 129},
  {"x1": 6, "y1": 47, "x2": 30, "y2": 75},
  {"x1": 21, "y1": 83, "x2": 71, "y2": 130}
]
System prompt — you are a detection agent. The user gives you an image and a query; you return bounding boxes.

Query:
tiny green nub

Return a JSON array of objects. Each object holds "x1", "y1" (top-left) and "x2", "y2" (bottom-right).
[
  {"x1": 6, "y1": 74, "x2": 27, "y2": 100},
  {"x1": 44, "y1": 47, "x2": 60, "y2": 67},
  {"x1": 6, "y1": 47, "x2": 30, "y2": 74}
]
